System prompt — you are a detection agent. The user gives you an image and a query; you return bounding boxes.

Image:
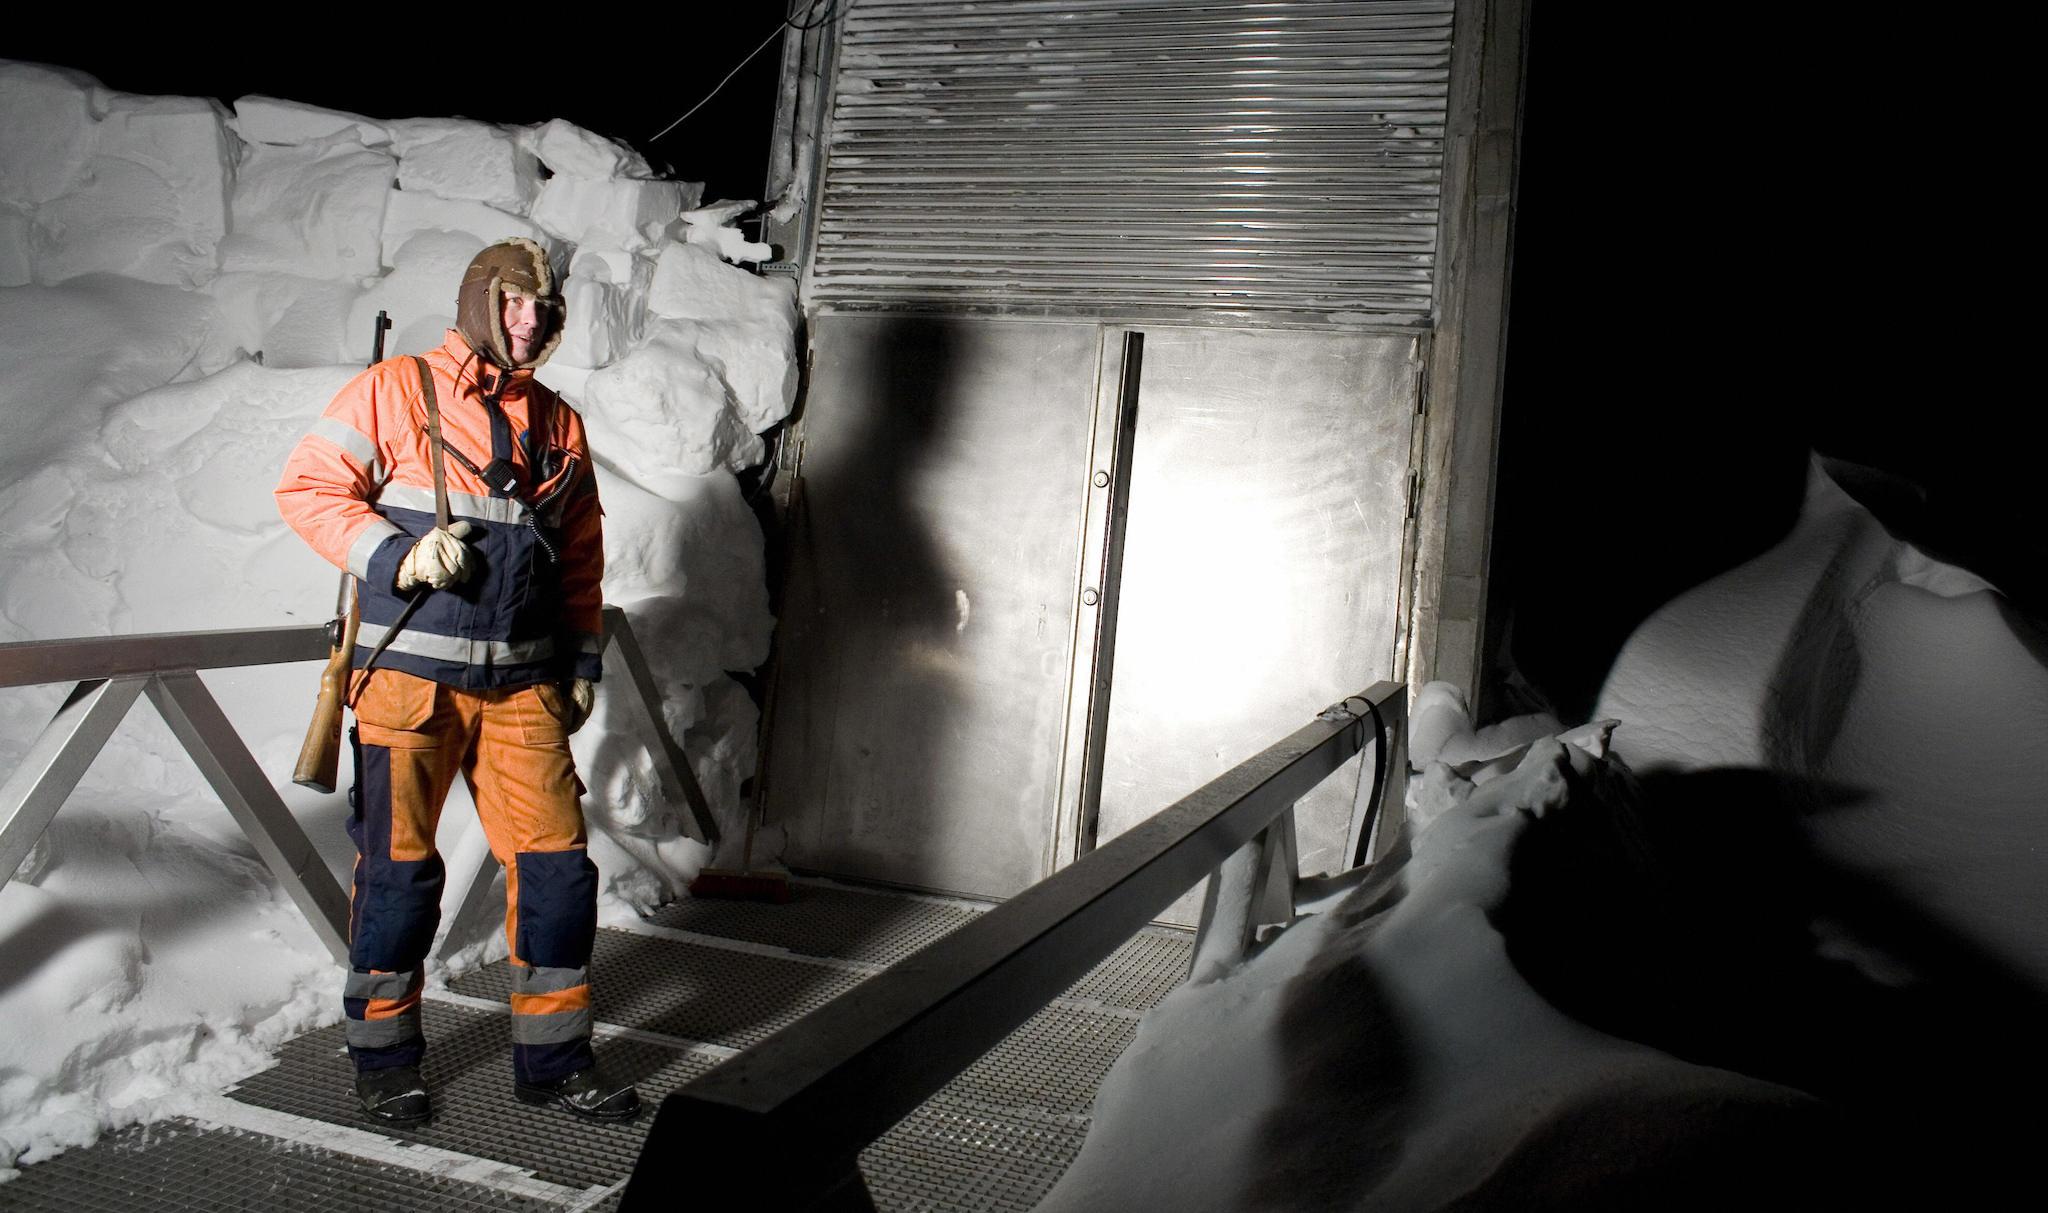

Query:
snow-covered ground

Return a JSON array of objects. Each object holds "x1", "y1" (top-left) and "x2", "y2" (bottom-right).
[{"x1": 0, "y1": 63, "x2": 794, "y2": 1174}]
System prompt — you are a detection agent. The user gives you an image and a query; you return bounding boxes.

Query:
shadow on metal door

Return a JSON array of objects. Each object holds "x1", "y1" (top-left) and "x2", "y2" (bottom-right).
[{"x1": 766, "y1": 316, "x2": 1418, "y2": 911}]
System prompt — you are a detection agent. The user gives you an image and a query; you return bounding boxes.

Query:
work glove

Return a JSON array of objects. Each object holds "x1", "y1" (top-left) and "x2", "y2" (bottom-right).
[
  {"x1": 395, "y1": 521, "x2": 479, "y2": 591},
  {"x1": 565, "y1": 677, "x2": 596, "y2": 734}
]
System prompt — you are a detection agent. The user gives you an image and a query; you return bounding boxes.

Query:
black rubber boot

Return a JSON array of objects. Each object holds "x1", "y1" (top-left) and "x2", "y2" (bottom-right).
[
  {"x1": 514, "y1": 1066, "x2": 640, "y2": 1121},
  {"x1": 355, "y1": 1065, "x2": 431, "y2": 1123}
]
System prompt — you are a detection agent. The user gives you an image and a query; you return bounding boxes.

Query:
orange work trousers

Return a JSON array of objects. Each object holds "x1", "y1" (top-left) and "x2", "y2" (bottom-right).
[{"x1": 340, "y1": 669, "x2": 597, "y2": 1084}]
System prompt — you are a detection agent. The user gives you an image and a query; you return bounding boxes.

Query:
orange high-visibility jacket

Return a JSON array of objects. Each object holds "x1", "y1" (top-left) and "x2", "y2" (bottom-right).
[{"x1": 276, "y1": 330, "x2": 603, "y2": 689}]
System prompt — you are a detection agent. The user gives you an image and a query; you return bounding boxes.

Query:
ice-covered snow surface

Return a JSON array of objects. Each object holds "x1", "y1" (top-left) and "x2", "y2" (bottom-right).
[
  {"x1": 1044, "y1": 460, "x2": 2044, "y2": 1209},
  {"x1": 0, "y1": 62, "x2": 795, "y2": 1173}
]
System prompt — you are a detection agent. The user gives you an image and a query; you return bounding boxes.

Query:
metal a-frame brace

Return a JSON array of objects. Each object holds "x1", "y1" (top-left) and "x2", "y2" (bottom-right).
[
  {"x1": 0, "y1": 607, "x2": 719, "y2": 968},
  {"x1": 0, "y1": 669, "x2": 353, "y2": 962}
]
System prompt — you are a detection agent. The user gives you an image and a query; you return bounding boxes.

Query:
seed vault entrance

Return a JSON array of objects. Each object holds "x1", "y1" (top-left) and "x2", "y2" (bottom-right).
[{"x1": 754, "y1": 0, "x2": 1522, "y2": 912}]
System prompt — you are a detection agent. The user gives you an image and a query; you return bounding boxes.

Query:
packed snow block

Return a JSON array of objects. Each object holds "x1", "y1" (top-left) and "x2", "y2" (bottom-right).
[
  {"x1": 31, "y1": 94, "x2": 233, "y2": 289},
  {"x1": 350, "y1": 228, "x2": 483, "y2": 357},
  {"x1": 571, "y1": 245, "x2": 644, "y2": 289},
  {"x1": 105, "y1": 362, "x2": 360, "y2": 558},
  {"x1": 1407, "y1": 679, "x2": 1568, "y2": 784},
  {"x1": 1597, "y1": 461, "x2": 2048, "y2": 995},
  {"x1": 219, "y1": 133, "x2": 394, "y2": 281},
  {"x1": 0, "y1": 337, "x2": 341, "y2": 643},
  {"x1": 648, "y1": 240, "x2": 772, "y2": 322},
  {"x1": 0, "y1": 355, "x2": 356, "y2": 642},
  {"x1": 377, "y1": 188, "x2": 550, "y2": 272},
  {"x1": 0, "y1": 209, "x2": 29, "y2": 287},
  {"x1": 598, "y1": 469, "x2": 772, "y2": 678},
  {"x1": 524, "y1": 117, "x2": 655, "y2": 181},
  {"x1": 0, "y1": 61, "x2": 97, "y2": 207},
  {"x1": 556, "y1": 273, "x2": 632, "y2": 368},
  {"x1": 568, "y1": 246, "x2": 654, "y2": 307},
  {"x1": 0, "y1": 466, "x2": 117, "y2": 638},
  {"x1": 554, "y1": 247, "x2": 649, "y2": 368},
  {"x1": 578, "y1": 669, "x2": 762, "y2": 892},
  {"x1": 535, "y1": 362, "x2": 592, "y2": 402},
  {"x1": 1408, "y1": 680, "x2": 1473, "y2": 769},
  {"x1": 693, "y1": 675, "x2": 762, "y2": 811},
  {"x1": 208, "y1": 271, "x2": 361, "y2": 369},
  {"x1": 231, "y1": 95, "x2": 390, "y2": 147},
  {"x1": 646, "y1": 242, "x2": 799, "y2": 433},
  {"x1": 1596, "y1": 466, "x2": 1899, "y2": 773},
  {"x1": 1040, "y1": 738, "x2": 1843, "y2": 1213},
  {"x1": 389, "y1": 117, "x2": 542, "y2": 214},
  {"x1": 0, "y1": 278, "x2": 216, "y2": 486},
  {"x1": 681, "y1": 200, "x2": 772, "y2": 264},
  {"x1": 582, "y1": 323, "x2": 764, "y2": 485},
  {"x1": 532, "y1": 175, "x2": 687, "y2": 252},
  {"x1": 671, "y1": 318, "x2": 799, "y2": 437}
]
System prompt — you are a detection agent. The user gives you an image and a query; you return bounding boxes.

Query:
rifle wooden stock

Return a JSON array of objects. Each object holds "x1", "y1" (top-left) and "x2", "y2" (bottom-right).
[
  {"x1": 293, "y1": 313, "x2": 388, "y2": 795},
  {"x1": 293, "y1": 591, "x2": 359, "y2": 793}
]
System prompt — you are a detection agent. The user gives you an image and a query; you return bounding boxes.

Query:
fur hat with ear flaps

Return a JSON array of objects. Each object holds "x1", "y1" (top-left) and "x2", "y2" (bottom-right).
[{"x1": 456, "y1": 237, "x2": 563, "y2": 371}]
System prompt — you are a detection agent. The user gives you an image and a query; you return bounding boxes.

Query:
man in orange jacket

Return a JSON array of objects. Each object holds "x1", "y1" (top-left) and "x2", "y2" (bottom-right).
[{"x1": 276, "y1": 237, "x2": 636, "y2": 1124}]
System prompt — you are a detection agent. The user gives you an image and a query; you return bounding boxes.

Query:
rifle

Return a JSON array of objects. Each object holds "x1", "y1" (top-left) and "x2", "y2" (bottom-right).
[
  {"x1": 293, "y1": 576, "x2": 360, "y2": 791},
  {"x1": 292, "y1": 310, "x2": 391, "y2": 793}
]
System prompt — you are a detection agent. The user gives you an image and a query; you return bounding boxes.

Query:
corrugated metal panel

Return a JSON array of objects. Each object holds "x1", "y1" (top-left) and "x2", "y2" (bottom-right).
[{"x1": 810, "y1": 0, "x2": 1455, "y2": 322}]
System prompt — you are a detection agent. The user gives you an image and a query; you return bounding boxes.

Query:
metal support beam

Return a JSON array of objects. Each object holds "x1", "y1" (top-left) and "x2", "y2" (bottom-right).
[
  {"x1": 1072, "y1": 329, "x2": 1145, "y2": 857},
  {"x1": 602, "y1": 606, "x2": 720, "y2": 846},
  {"x1": 1187, "y1": 809, "x2": 1283, "y2": 984},
  {"x1": 0, "y1": 677, "x2": 149, "y2": 890},
  {"x1": 1255, "y1": 806, "x2": 1300, "y2": 930},
  {"x1": 2, "y1": 611, "x2": 700, "y2": 971},
  {"x1": 145, "y1": 673, "x2": 351, "y2": 964},
  {"x1": 1189, "y1": 808, "x2": 1301, "y2": 984}
]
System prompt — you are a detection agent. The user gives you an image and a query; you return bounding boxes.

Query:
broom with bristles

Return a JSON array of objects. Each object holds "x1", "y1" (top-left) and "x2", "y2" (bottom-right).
[
  {"x1": 688, "y1": 797, "x2": 791, "y2": 902},
  {"x1": 687, "y1": 658, "x2": 791, "y2": 902},
  {"x1": 689, "y1": 471, "x2": 802, "y2": 904}
]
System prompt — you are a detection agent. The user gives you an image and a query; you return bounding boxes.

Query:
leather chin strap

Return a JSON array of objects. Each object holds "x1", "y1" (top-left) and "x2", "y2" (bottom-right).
[{"x1": 347, "y1": 358, "x2": 452, "y2": 707}]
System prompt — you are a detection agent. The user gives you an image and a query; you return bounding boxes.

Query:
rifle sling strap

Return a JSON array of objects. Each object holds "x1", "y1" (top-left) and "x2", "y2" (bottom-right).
[
  {"x1": 347, "y1": 357, "x2": 453, "y2": 706},
  {"x1": 417, "y1": 356, "x2": 453, "y2": 530}
]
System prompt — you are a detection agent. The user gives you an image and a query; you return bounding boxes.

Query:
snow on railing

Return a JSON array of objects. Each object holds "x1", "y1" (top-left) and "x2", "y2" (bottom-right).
[
  {"x1": 622, "y1": 681, "x2": 1408, "y2": 1211},
  {"x1": 0, "y1": 605, "x2": 715, "y2": 966}
]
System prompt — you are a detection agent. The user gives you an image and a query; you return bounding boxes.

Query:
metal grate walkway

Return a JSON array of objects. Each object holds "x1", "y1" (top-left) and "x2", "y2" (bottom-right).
[{"x1": 1, "y1": 882, "x2": 1190, "y2": 1212}]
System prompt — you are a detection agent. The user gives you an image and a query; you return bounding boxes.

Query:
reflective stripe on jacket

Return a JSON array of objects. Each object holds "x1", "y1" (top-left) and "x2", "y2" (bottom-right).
[{"x1": 276, "y1": 330, "x2": 603, "y2": 689}]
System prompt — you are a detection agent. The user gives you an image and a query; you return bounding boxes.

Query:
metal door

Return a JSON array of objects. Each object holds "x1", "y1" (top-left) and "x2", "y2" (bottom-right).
[
  {"x1": 767, "y1": 317, "x2": 1416, "y2": 906},
  {"x1": 767, "y1": 313, "x2": 1107, "y2": 896},
  {"x1": 1085, "y1": 326, "x2": 1420, "y2": 922}
]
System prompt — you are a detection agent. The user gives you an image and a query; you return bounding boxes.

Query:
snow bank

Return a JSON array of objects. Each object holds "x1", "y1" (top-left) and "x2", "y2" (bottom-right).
[
  {"x1": 1046, "y1": 738, "x2": 1843, "y2": 1211},
  {"x1": 1, "y1": 64, "x2": 232, "y2": 290},
  {"x1": 1597, "y1": 460, "x2": 2048, "y2": 990},
  {"x1": 1052, "y1": 461, "x2": 2043, "y2": 1207},
  {"x1": 0, "y1": 63, "x2": 795, "y2": 1171}
]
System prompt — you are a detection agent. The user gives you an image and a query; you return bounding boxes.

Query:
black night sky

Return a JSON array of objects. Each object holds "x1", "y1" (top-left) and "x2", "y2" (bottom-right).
[{"x1": 1491, "y1": 7, "x2": 2030, "y2": 721}]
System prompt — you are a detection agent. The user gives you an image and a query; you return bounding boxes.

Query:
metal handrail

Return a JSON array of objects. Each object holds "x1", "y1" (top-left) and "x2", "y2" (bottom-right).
[
  {"x1": 0, "y1": 606, "x2": 718, "y2": 967},
  {"x1": 621, "y1": 680, "x2": 1408, "y2": 1211},
  {"x1": 0, "y1": 625, "x2": 330, "y2": 689}
]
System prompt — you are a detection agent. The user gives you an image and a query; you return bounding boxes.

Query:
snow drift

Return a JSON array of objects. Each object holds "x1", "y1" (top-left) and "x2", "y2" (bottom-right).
[{"x1": 1045, "y1": 462, "x2": 2044, "y2": 1209}]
